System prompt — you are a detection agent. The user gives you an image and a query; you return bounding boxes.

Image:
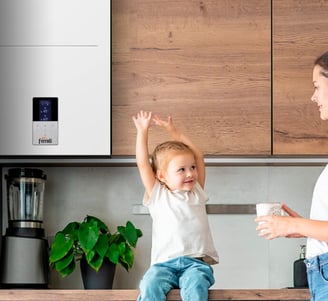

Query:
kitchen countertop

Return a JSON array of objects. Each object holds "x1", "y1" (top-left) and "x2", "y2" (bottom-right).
[{"x1": 0, "y1": 288, "x2": 310, "y2": 301}]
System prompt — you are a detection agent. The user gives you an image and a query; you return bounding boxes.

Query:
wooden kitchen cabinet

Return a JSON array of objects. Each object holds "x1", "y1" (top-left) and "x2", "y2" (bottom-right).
[
  {"x1": 273, "y1": 0, "x2": 328, "y2": 155},
  {"x1": 112, "y1": 0, "x2": 328, "y2": 157},
  {"x1": 112, "y1": 0, "x2": 271, "y2": 156}
]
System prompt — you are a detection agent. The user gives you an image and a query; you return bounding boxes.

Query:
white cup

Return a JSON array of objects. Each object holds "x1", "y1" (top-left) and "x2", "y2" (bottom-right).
[{"x1": 256, "y1": 202, "x2": 283, "y2": 217}]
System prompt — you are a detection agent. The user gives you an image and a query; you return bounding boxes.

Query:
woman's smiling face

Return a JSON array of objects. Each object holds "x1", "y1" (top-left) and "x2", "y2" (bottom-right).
[{"x1": 311, "y1": 64, "x2": 328, "y2": 120}]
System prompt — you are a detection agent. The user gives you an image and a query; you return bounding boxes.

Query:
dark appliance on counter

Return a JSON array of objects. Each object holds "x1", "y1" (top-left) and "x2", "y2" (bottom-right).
[
  {"x1": 293, "y1": 244, "x2": 308, "y2": 288},
  {"x1": 0, "y1": 168, "x2": 48, "y2": 288}
]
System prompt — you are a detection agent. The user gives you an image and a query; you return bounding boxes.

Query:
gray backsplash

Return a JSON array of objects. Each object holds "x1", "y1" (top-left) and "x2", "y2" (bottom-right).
[{"x1": 1, "y1": 165, "x2": 323, "y2": 289}]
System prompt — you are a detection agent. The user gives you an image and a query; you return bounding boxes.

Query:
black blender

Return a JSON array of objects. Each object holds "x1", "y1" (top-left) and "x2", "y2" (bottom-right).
[{"x1": 1, "y1": 168, "x2": 48, "y2": 288}]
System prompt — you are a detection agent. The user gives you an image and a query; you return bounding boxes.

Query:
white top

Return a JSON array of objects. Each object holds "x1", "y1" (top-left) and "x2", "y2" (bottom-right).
[
  {"x1": 144, "y1": 180, "x2": 219, "y2": 266},
  {"x1": 306, "y1": 164, "x2": 328, "y2": 259}
]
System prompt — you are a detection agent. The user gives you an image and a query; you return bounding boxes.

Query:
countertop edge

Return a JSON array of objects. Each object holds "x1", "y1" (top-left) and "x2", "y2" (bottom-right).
[{"x1": 0, "y1": 288, "x2": 310, "y2": 301}]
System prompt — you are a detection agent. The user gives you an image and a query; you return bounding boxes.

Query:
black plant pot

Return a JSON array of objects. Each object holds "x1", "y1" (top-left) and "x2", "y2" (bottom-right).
[{"x1": 80, "y1": 257, "x2": 116, "y2": 289}]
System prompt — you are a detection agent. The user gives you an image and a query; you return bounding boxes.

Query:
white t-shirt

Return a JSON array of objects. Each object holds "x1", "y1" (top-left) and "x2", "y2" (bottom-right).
[
  {"x1": 144, "y1": 180, "x2": 219, "y2": 266},
  {"x1": 306, "y1": 164, "x2": 328, "y2": 259}
]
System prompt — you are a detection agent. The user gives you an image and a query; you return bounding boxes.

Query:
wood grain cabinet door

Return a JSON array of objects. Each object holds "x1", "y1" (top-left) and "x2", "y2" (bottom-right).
[
  {"x1": 112, "y1": 0, "x2": 271, "y2": 156},
  {"x1": 273, "y1": 0, "x2": 328, "y2": 155}
]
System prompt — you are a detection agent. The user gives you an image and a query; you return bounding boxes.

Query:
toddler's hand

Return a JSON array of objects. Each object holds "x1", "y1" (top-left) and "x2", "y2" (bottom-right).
[
  {"x1": 153, "y1": 114, "x2": 175, "y2": 132},
  {"x1": 132, "y1": 110, "x2": 152, "y2": 131}
]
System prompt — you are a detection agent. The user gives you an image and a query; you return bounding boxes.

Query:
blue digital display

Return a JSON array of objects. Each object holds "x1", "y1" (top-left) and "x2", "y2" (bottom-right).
[
  {"x1": 40, "y1": 100, "x2": 52, "y2": 121},
  {"x1": 33, "y1": 98, "x2": 58, "y2": 122}
]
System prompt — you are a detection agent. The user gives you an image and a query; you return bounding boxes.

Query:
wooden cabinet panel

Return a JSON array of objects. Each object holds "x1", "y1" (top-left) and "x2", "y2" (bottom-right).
[
  {"x1": 112, "y1": 0, "x2": 271, "y2": 156},
  {"x1": 273, "y1": 0, "x2": 328, "y2": 155}
]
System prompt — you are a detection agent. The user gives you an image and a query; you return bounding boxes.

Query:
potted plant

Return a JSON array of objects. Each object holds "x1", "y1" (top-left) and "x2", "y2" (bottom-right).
[{"x1": 49, "y1": 215, "x2": 142, "y2": 288}]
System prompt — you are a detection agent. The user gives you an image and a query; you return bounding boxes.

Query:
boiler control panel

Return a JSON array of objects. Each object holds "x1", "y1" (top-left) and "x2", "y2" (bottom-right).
[{"x1": 32, "y1": 97, "x2": 58, "y2": 145}]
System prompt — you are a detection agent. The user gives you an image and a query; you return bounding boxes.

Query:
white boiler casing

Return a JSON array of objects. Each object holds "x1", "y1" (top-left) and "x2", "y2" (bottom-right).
[{"x1": 0, "y1": 0, "x2": 110, "y2": 156}]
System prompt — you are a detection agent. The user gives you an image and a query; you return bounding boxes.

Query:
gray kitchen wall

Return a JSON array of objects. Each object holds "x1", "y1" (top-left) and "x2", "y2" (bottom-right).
[{"x1": 1, "y1": 165, "x2": 324, "y2": 289}]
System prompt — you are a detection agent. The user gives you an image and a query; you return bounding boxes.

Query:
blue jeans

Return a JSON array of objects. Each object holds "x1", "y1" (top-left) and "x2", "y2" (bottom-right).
[
  {"x1": 305, "y1": 252, "x2": 328, "y2": 301},
  {"x1": 137, "y1": 256, "x2": 215, "y2": 301}
]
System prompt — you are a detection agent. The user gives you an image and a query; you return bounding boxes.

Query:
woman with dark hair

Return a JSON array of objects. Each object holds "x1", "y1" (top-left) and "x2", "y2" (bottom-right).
[{"x1": 256, "y1": 51, "x2": 328, "y2": 301}]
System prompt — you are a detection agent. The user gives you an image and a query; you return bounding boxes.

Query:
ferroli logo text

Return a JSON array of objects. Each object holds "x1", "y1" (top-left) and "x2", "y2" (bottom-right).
[{"x1": 38, "y1": 137, "x2": 53, "y2": 144}]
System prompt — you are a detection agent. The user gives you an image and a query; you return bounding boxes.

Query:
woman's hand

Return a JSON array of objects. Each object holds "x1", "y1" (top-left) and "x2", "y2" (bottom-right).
[
  {"x1": 282, "y1": 204, "x2": 302, "y2": 218},
  {"x1": 255, "y1": 204, "x2": 304, "y2": 240},
  {"x1": 256, "y1": 215, "x2": 303, "y2": 240}
]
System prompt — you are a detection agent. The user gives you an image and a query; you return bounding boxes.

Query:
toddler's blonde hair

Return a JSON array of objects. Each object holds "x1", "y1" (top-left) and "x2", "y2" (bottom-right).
[{"x1": 151, "y1": 141, "x2": 195, "y2": 174}]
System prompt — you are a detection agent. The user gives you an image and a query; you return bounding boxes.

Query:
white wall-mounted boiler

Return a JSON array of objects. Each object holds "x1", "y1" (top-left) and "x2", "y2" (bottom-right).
[{"x1": 0, "y1": 0, "x2": 110, "y2": 156}]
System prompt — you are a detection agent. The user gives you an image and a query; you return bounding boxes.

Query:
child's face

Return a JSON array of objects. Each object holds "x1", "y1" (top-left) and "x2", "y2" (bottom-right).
[{"x1": 159, "y1": 152, "x2": 198, "y2": 191}]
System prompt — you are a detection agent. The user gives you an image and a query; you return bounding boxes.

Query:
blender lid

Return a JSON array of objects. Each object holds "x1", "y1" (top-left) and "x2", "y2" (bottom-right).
[{"x1": 5, "y1": 168, "x2": 47, "y2": 180}]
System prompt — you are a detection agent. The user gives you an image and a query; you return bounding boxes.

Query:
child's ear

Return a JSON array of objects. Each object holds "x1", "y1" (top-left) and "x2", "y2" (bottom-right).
[{"x1": 156, "y1": 170, "x2": 166, "y2": 183}]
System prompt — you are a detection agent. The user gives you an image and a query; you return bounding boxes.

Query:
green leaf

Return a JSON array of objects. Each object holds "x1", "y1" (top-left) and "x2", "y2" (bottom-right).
[
  {"x1": 89, "y1": 254, "x2": 103, "y2": 272},
  {"x1": 62, "y1": 222, "x2": 80, "y2": 240},
  {"x1": 107, "y1": 244, "x2": 119, "y2": 264},
  {"x1": 119, "y1": 243, "x2": 134, "y2": 270},
  {"x1": 78, "y1": 221, "x2": 98, "y2": 252},
  {"x1": 49, "y1": 232, "x2": 74, "y2": 263},
  {"x1": 85, "y1": 215, "x2": 109, "y2": 233},
  {"x1": 118, "y1": 241, "x2": 126, "y2": 255},
  {"x1": 120, "y1": 260, "x2": 129, "y2": 272},
  {"x1": 95, "y1": 233, "x2": 109, "y2": 258},
  {"x1": 124, "y1": 246, "x2": 134, "y2": 268},
  {"x1": 136, "y1": 228, "x2": 143, "y2": 239},
  {"x1": 58, "y1": 260, "x2": 76, "y2": 278},
  {"x1": 85, "y1": 249, "x2": 95, "y2": 263},
  {"x1": 55, "y1": 249, "x2": 75, "y2": 272},
  {"x1": 118, "y1": 221, "x2": 138, "y2": 247}
]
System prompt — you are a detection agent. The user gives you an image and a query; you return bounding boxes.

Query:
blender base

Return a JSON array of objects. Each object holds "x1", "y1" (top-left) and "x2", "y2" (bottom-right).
[{"x1": 0, "y1": 235, "x2": 49, "y2": 288}]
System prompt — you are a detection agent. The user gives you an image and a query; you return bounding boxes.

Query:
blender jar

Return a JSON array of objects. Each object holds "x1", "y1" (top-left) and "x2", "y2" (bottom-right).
[{"x1": 5, "y1": 168, "x2": 47, "y2": 228}]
